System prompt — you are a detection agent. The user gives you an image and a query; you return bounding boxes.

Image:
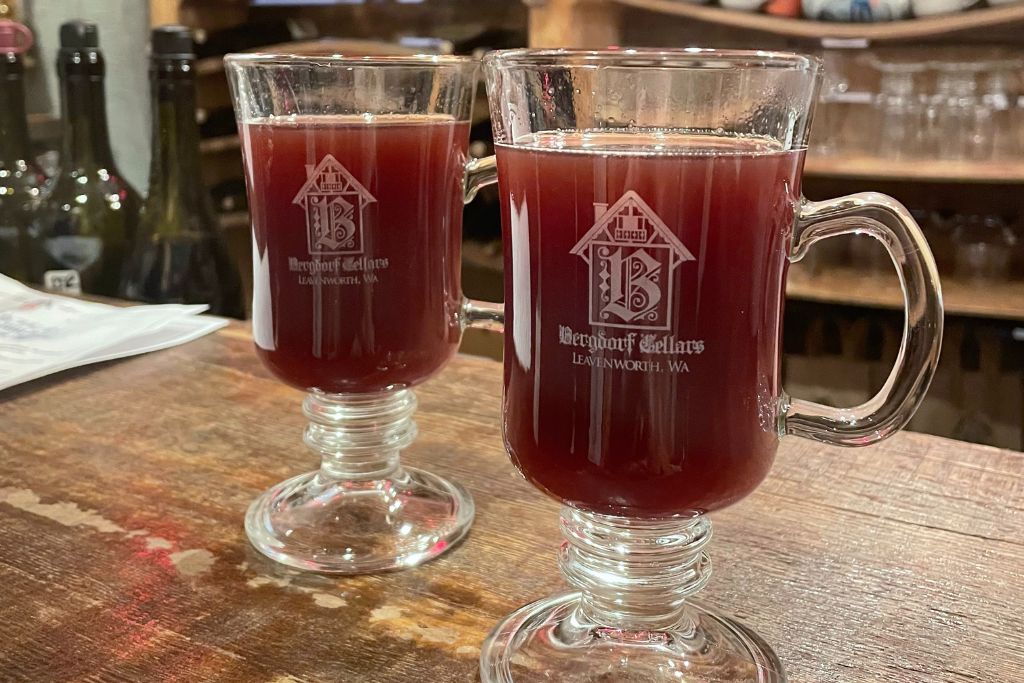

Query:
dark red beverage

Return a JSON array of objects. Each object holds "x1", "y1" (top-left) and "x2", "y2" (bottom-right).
[
  {"x1": 498, "y1": 131, "x2": 804, "y2": 516},
  {"x1": 241, "y1": 115, "x2": 470, "y2": 393}
]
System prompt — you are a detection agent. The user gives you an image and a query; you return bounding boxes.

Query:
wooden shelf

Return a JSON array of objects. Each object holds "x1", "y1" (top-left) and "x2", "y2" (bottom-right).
[
  {"x1": 804, "y1": 155, "x2": 1024, "y2": 184},
  {"x1": 218, "y1": 211, "x2": 250, "y2": 230},
  {"x1": 614, "y1": 0, "x2": 1024, "y2": 42},
  {"x1": 787, "y1": 264, "x2": 1024, "y2": 321},
  {"x1": 196, "y1": 55, "x2": 225, "y2": 77},
  {"x1": 28, "y1": 113, "x2": 60, "y2": 141},
  {"x1": 199, "y1": 135, "x2": 241, "y2": 154}
]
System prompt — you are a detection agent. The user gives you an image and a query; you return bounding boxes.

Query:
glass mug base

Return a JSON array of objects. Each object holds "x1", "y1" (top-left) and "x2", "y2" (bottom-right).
[
  {"x1": 244, "y1": 466, "x2": 474, "y2": 574},
  {"x1": 244, "y1": 388, "x2": 474, "y2": 574},
  {"x1": 481, "y1": 507, "x2": 784, "y2": 682},
  {"x1": 479, "y1": 593, "x2": 784, "y2": 683}
]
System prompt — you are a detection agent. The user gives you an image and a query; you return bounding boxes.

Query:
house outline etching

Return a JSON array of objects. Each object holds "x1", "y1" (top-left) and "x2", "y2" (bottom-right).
[
  {"x1": 570, "y1": 190, "x2": 695, "y2": 331},
  {"x1": 292, "y1": 154, "x2": 376, "y2": 256}
]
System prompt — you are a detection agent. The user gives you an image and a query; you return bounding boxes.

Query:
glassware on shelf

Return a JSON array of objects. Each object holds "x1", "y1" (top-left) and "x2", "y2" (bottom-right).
[
  {"x1": 812, "y1": 50, "x2": 852, "y2": 157},
  {"x1": 928, "y1": 62, "x2": 994, "y2": 162},
  {"x1": 982, "y1": 60, "x2": 1022, "y2": 160},
  {"x1": 1009, "y1": 217, "x2": 1024, "y2": 279},
  {"x1": 952, "y1": 214, "x2": 1018, "y2": 282},
  {"x1": 925, "y1": 209, "x2": 957, "y2": 277},
  {"x1": 1016, "y1": 95, "x2": 1024, "y2": 157},
  {"x1": 872, "y1": 59, "x2": 928, "y2": 160},
  {"x1": 226, "y1": 54, "x2": 502, "y2": 574},
  {"x1": 479, "y1": 48, "x2": 943, "y2": 683}
]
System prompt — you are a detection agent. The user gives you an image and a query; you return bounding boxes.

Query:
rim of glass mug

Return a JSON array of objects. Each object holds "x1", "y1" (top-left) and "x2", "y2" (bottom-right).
[
  {"x1": 482, "y1": 47, "x2": 821, "y2": 72},
  {"x1": 224, "y1": 52, "x2": 477, "y2": 68}
]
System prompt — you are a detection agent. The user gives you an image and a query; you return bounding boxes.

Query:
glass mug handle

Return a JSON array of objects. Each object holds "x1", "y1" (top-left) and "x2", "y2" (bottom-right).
[
  {"x1": 460, "y1": 155, "x2": 505, "y2": 331},
  {"x1": 783, "y1": 192, "x2": 944, "y2": 446}
]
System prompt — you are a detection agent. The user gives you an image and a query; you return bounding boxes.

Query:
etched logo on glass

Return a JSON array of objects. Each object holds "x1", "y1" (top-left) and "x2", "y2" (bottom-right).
[
  {"x1": 292, "y1": 154, "x2": 376, "y2": 255},
  {"x1": 570, "y1": 191, "x2": 695, "y2": 330}
]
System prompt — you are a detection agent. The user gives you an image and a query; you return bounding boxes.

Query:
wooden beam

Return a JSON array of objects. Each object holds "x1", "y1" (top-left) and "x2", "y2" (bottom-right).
[
  {"x1": 1, "y1": 0, "x2": 19, "y2": 20},
  {"x1": 149, "y1": 0, "x2": 183, "y2": 28},
  {"x1": 526, "y1": 0, "x2": 623, "y2": 48}
]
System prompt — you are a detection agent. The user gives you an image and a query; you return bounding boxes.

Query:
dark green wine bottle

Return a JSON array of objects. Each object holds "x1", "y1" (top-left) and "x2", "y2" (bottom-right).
[
  {"x1": 0, "y1": 44, "x2": 46, "y2": 281},
  {"x1": 30, "y1": 21, "x2": 140, "y2": 296},
  {"x1": 120, "y1": 26, "x2": 243, "y2": 318}
]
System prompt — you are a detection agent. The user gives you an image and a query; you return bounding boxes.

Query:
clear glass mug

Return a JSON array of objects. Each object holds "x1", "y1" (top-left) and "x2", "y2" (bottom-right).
[
  {"x1": 225, "y1": 54, "x2": 499, "y2": 574},
  {"x1": 477, "y1": 49, "x2": 943, "y2": 682}
]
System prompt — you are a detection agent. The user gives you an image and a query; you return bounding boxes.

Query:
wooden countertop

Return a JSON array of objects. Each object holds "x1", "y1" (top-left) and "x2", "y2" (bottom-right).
[{"x1": 1, "y1": 322, "x2": 1022, "y2": 681}]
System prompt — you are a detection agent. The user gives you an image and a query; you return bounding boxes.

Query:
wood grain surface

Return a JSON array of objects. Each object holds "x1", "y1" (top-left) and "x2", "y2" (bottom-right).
[{"x1": 0, "y1": 323, "x2": 1022, "y2": 682}]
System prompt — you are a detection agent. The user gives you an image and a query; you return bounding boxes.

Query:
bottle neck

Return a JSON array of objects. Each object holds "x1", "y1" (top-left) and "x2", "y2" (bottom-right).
[
  {"x1": 145, "y1": 59, "x2": 212, "y2": 234},
  {"x1": 59, "y1": 56, "x2": 116, "y2": 170},
  {"x1": 0, "y1": 54, "x2": 32, "y2": 164}
]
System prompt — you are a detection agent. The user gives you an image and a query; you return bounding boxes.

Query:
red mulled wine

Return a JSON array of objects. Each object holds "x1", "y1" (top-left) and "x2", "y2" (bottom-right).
[
  {"x1": 241, "y1": 115, "x2": 470, "y2": 393},
  {"x1": 498, "y1": 130, "x2": 805, "y2": 515}
]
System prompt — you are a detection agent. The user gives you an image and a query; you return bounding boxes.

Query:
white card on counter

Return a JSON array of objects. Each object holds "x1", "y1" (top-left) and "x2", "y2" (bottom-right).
[{"x1": 0, "y1": 275, "x2": 228, "y2": 392}]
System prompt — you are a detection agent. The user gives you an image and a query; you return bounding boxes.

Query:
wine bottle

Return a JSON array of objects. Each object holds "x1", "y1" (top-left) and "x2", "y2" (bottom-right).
[
  {"x1": 30, "y1": 21, "x2": 140, "y2": 296},
  {"x1": 0, "y1": 29, "x2": 46, "y2": 281},
  {"x1": 120, "y1": 26, "x2": 244, "y2": 318}
]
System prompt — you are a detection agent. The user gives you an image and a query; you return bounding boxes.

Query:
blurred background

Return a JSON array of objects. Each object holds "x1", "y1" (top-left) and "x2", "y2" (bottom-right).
[{"x1": 2, "y1": 0, "x2": 1022, "y2": 450}]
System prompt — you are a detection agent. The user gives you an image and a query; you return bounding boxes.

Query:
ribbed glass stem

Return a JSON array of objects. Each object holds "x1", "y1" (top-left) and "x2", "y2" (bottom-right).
[
  {"x1": 559, "y1": 506, "x2": 713, "y2": 632},
  {"x1": 303, "y1": 388, "x2": 418, "y2": 481}
]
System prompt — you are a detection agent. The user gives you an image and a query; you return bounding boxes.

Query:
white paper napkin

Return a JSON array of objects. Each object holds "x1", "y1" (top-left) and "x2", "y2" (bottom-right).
[{"x1": 0, "y1": 275, "x2": 229, "y2": 391}]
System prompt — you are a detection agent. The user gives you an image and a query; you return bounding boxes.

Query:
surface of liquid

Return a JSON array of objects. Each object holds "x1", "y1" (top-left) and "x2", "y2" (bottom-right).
[
  {"x1": 242, "y1": 115, "x2": 469, "y2": 393},
  {"x1": 498, "y1": 129, "x2": 804, "y2": 515}
]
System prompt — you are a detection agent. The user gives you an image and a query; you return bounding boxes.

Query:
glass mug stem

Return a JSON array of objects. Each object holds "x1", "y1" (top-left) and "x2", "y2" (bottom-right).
[
  {"x1": 783, "y1": 193, "x2": 944, "y2": 445},
  {"x1": 303, "y1": 389, "x2": 417, "y2": 480},
  {"x1": 560, "y1": 507, "x2": 712, "y2": 631}
]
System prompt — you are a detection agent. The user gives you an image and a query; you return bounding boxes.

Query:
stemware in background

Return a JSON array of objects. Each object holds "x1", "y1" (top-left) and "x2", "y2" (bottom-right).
[
  {"x1": 811, "y1": 49, "x2": 851, "y2": 157},
  {"x1": 1016, "y1": 94, "x2": 1024, "y2": 156},
  {"x1": 926, "y1": 209, "x2": 957, "y2": 277},
  {"x1": 871, "y1": 59, "x2": 928, "y2": 160},
  {"x1": 981, "y1": 60, "x2": 1022, "y2": 160},
  {"x1": 480, "y1": 48, "x2": 943, "y2": 683},
  {"x1": 951, "y1": 213, "x2": 1017, "y2": 282},
  {"x1": 226, "y1": 54, "x2": 500, "y2": 573},
  {"x1": 929, "y1": 62, "x2": 994, "y2": 162},
  {"x1": 1010, "y1": 216, "x2": 1024, "y2": 279}
]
